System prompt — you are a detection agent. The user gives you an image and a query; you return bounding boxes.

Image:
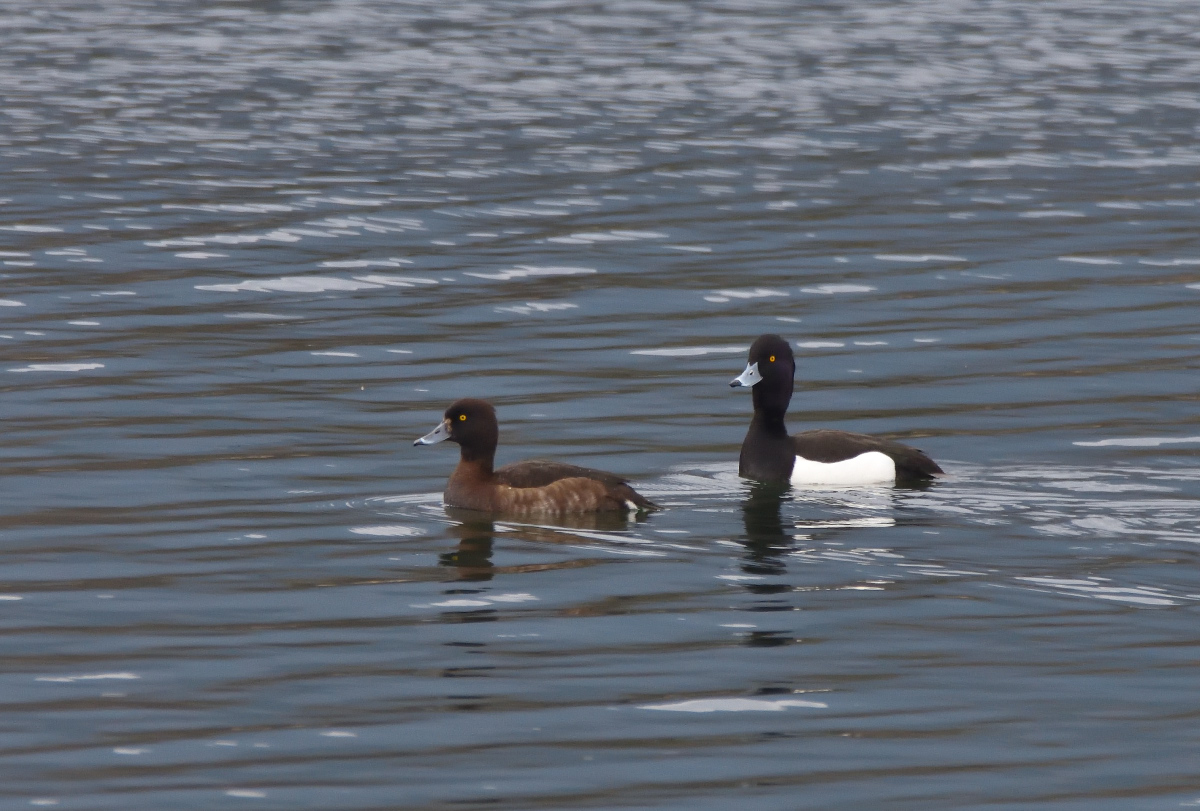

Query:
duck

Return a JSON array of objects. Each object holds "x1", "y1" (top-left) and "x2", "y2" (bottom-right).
[
  {"x1": 730, "y1": 334, "x2": 942, "y2": 485},
  {"x1": 414, "y1": 398, "x2": 658, "y2": 515}
]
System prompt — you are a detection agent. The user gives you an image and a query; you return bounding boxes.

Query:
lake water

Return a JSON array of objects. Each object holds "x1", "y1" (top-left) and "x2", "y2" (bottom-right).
[{"x1": 4, "y1": 1, "x2": 1200, "y2": 808}]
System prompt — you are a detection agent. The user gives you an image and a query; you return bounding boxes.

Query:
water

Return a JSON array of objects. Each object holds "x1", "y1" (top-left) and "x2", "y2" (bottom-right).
[{"x1": 3, "y1": 0, "x2": 1200, "y2": 807}]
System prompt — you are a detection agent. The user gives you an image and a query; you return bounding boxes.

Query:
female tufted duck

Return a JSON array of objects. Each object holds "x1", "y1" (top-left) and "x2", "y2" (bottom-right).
[
  {"x1": 414, "y1": 398, "x2": 658, "y2": 515},
  {"x1": 730, "y1": 334, "x2": 942, "y2": 485}
]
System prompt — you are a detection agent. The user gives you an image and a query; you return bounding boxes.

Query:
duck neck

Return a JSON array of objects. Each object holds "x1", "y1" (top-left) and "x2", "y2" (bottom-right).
[
  {"x1": 740, "y1": 401, "x2": 793, "y2": 483},
  {"x1": 751, "y1": 380, "x2": 792, "y2": 436},
  {"x1": 749, "y1": 407, "x2": 788, "y2": 437},
  {"x1": 455, "y1": 444, "x2": 495, "y2": 480}
]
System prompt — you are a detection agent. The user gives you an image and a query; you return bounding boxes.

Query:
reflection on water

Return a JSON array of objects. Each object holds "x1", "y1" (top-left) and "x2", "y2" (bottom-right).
[
  {"x1": 739, "y1": 481, "x2": 792, "y2": 576},
  {"x1": 6, "y1": 0, "x2": 1200, "y2": 808},
  {"x1": 440, "y1": 510, "x2": 496, "y2": 582}
]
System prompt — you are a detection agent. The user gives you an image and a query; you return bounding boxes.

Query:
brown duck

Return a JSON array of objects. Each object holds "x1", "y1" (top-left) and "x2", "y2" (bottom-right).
[{"x1": 414, "y1": 398, "x2": 657, "y2": 515}]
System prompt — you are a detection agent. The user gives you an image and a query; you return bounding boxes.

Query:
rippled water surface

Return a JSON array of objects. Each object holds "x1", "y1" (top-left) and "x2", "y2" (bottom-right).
[{"x1": 4, "y1": 1, "x2": 1200, "y2": 808}]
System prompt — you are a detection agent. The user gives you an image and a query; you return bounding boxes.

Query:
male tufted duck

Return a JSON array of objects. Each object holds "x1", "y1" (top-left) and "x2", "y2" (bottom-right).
[
  {"x1": 731, "y1": 334, "x2": 942, "y2": 485},
  {"x1": 414, "y1": 398, "x2": 658, "y2": 515}
]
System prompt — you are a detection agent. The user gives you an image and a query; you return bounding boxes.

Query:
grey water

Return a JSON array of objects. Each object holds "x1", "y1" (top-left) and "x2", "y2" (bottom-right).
[{"x1": 3, "y1": 0, "x2": 1200, "y2": 808}]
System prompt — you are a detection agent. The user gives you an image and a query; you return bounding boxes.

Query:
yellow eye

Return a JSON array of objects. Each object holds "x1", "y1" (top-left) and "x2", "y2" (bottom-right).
[
  {"x1": 458, "y1": 414, "x2": 467, "y2": 421},
  {"x1": 769, "y1": 355, "x2": 776, "y2": 362}
]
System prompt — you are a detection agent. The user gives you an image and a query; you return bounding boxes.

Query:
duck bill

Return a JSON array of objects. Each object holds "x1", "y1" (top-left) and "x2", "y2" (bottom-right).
[
  {"x1": 730, "y1": 361, "x2": 762, "y2": 388},
  {"x1": 414, "y1": 419, "x2": 452, "y2": 446}
]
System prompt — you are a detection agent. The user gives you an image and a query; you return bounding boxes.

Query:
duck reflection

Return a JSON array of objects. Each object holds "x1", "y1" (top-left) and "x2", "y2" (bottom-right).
[
  {"x1": 738, "y1": 478, "x2": 941, "y2": 579},
  {"x1": 438, "y1": 507, "x2": 652, "y2": 581},
  {"x1": 439, "y1": 509, "x2": 496, "y2": 581},
  {"x1": 739, "y1": 481, "x2": 793, "y2": 578}
]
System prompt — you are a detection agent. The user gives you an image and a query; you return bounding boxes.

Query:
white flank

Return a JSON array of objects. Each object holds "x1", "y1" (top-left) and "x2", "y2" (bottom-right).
[{"x1": 791, "y1": 451, "x2": 896, "y2": 485}]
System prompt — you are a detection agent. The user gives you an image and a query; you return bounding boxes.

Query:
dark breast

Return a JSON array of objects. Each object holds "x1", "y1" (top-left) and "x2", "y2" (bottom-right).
[{"x1": 739, "y1": 427, "x2": 801, "y2": 481}]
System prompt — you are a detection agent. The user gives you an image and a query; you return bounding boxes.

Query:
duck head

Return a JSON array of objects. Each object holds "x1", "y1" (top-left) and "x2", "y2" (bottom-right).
[
  {"x1": 414, "y1": 398, "x2": 500, "y2": 463},
  {"x1": 730, "y1": 333, "x2": 795, "y2": 417}
]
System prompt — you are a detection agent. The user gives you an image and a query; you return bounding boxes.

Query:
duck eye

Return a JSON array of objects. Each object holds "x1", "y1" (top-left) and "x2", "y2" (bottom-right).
[
  {"x1": 458, "y1": 414, "x2": 467, "y2": 422},
  {"x1": 769, "y1": 355, "x2": 776, "y2": 362}
]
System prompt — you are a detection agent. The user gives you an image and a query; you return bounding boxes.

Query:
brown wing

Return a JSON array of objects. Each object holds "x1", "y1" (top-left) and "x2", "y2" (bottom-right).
[
  {"x1": 495, "y1": 459, "x2": 630, "y2": 489},
  {"x1": 494, "y1": 460, "x2": 657, "y2": 512}
]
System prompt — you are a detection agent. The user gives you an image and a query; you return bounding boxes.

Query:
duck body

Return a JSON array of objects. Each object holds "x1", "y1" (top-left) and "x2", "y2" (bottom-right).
[
  {"x1": 732, "y1": 335, "x2": 942, "y2": 486},
  {"x1": 416, "y1": 398, "x2": 657, "y2": 516}
]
